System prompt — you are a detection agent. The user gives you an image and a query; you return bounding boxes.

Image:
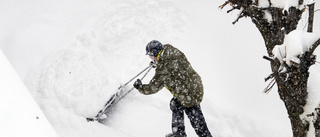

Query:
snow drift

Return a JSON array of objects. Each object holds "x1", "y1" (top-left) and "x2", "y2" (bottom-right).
[
  {"x1": 0, "y1": 50, "x2": 58, "y2": 137},
  {"x1": 2, "y1": 0, "x2": 320, "y2": 136}
]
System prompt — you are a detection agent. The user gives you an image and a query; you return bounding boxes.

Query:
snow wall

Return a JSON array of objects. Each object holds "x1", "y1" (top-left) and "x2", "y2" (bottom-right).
[{"x1": 0, "y1": 49, "x2": 58, "y2": 137}]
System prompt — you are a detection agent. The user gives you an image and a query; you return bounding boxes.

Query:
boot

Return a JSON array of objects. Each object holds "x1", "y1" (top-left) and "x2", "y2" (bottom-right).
[{"x1": 165, "y1": 133, "x2": 186, "y2": 137}]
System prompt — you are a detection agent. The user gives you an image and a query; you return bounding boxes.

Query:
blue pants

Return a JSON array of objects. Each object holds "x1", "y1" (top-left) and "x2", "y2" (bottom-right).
[{"x1": 170, "y1": 98, "x2": 212, "y2": 137}]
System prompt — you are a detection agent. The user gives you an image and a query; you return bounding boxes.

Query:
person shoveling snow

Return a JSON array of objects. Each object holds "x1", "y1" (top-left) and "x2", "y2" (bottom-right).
[{"x1": 134, "y1": 40, "x2": 213, "y2": 137}]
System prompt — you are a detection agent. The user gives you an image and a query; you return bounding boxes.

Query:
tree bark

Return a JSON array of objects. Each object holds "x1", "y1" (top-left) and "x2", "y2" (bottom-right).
[
  {"x1": 308, "y1": 3, "x2": 315, "y2": 33},
  {"x1": 242, "y1": 6, "x2": 309, "y2": 136}
]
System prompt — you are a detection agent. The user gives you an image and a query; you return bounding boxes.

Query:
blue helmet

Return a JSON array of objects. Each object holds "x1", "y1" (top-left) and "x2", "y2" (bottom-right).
[{"x1": 146, "y1": 40, "x2": 163, "y2": 57}]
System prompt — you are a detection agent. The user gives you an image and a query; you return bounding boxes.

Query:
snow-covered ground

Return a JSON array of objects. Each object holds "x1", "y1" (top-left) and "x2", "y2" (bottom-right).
[
  {"x1": 0, "y1": 0, "x2": 320, "y2": 137},
  {"x1": 0, "y1": 50, "x2": 58, "y2": 137}
]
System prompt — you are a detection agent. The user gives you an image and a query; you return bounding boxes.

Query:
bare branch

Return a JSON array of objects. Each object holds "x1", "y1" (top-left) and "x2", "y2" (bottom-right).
[
  {"x1": 265, "y1": 72, "x2": 276, "y2": 82},
  {"x1": 232, "y1": 14, "x2": 244, "y2": 24},
  {"x1": 309, "y1": 38, "x2": 320, "y2": 55},
  {"x1": 307, "y1": 3, "x2": 315, "y2": 32},
  {"x1": 219, "y1": 1, "x2": 230, "y2": 9},
  {"x1": 263, "y1": 55, "x2": 274, "y2": 62},
  {"x1": 227, "y1": 6, "x2": 240, "y2": 13},
  {"x1": 263, "y1": 78, "x2": 276, "y2": 94}
]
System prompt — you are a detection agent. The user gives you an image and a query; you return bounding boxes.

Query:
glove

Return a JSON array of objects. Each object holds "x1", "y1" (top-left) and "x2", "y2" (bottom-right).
[
  {"x1": 133, "y1": 79, "x2": 142, "y2": 89},
  {"x1": 149, "y1": 61, "x2": 157, "y2": 68}
]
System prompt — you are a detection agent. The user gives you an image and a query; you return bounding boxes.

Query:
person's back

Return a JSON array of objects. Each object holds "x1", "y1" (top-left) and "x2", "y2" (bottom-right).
[{"x1": 156, "y1": 44, "x2": 203, "y2": 107}]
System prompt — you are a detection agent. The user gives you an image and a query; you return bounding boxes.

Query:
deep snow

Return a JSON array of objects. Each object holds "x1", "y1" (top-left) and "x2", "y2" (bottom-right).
[
  {"x1": 0, "y1": 50, "x2": 58, "y2": 137},
  {"x1": 1, "y1": 0, "x2": 320, "y2": 137}
]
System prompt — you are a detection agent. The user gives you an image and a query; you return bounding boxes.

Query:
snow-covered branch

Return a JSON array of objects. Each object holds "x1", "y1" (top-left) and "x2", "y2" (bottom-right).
[
  {"x1": 220, "y1": 0, "x2": 307, "y2": 26},
  {"x1": 272, "y1": 30, "x2": 320, "y2": 69}
]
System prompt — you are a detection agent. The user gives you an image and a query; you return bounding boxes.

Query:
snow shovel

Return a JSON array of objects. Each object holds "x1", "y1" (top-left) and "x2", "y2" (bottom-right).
[{"x1": 86, "y1": 65, "x2": 153, "y2": 122}]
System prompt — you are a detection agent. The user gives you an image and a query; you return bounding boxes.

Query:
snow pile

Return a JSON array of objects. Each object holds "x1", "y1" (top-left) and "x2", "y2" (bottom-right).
[
  {"x1": 272, "y1": 30, "x2": 320, "y2": 69},
  {"x1": 24, "y1": 0, "x2": 288, "y2": 136},
  {"x1": 26, "y1": 0, "x2": 188, "y2": 137},
  {"x1": 0, "y1": 50, "x2": 58, "y2": 137}
]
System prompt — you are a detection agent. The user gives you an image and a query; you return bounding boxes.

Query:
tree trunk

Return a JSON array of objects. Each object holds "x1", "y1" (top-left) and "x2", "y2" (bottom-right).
[
  {"x1": 220, "y1": 1, "x2": 320, "y2": 136},
  {"x1": 273, "y1": 60, "x2": 310, "y2": 137},
  {"x1": 248, "y1": 7, "x2": 311, "y2": 136},
  {"x1": 220, "y1": 2, "x2": 313, "y2": 136}
]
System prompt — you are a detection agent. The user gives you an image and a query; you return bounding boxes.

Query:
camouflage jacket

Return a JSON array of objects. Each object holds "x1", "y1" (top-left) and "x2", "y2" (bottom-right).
[{"x1": 138, "y1": 44, "x2": 203, "y2": 107}]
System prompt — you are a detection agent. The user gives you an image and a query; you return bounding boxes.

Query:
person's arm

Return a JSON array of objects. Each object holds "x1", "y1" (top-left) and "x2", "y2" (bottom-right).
[{"x1": 138, "y1": 68, "x2": 166, "y2": 95}]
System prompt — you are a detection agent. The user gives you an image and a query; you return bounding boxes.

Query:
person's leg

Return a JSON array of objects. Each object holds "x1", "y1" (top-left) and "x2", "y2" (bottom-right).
[
  {"x1": 184, "y1": 104, "x2": 212, "y2": 137},
  {"x1": 170, "y1": 98, "x2": 187, "y2": 137}
]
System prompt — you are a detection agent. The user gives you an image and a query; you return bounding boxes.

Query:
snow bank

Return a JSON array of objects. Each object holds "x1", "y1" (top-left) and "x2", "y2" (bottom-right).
[
  {"x1": 272, "y1": 30, "x2": 320, "y2": 68},
  {"x1": 0, "y1": 49, "x2": 58, "y2": 137}
]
